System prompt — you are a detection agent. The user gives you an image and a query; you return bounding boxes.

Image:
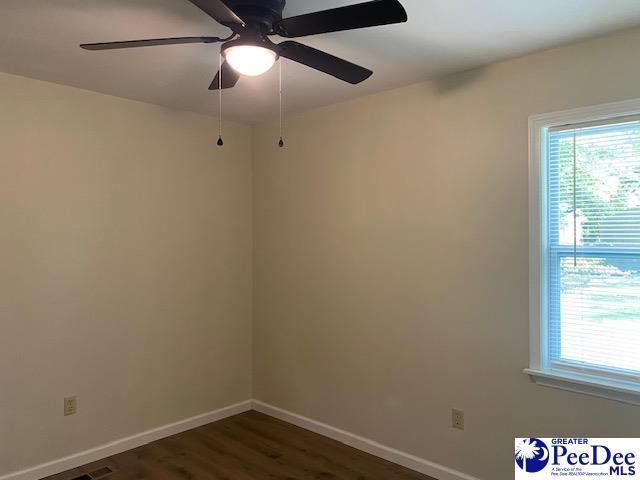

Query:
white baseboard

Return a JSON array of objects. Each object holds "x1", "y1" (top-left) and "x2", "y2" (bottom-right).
[
  {"x1": 252, "y1": 400, "x2": 480, "y2": 480},
  {"x1": 0, "y1": 400, "x2": 252, "y2": 480}
]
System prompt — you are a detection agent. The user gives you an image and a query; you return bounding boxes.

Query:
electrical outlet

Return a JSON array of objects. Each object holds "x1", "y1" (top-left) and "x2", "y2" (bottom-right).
[
  {"x1": 64, "y1": 396, "x2": 77, "y2": 416},
  {"x1": 452, "y1": 408, "x2": 464, "y2": 430}
]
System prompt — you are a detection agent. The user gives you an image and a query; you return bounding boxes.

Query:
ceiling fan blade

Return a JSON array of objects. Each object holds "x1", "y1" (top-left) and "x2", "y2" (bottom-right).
[
  {"x1": 278, "y1": 41, "x2": 372, "y2": 84},
  {"x1": 274, "y1": 0, "x2": 407, "y2": 38},
  {"x1": 80, "y1": 36, "x2": 221, "y2": 50},
  {"x1": 209, "y1": 60, "x2": 241, "y2": 90},
  {"x1": 186, "y1": 0, "x2": 245, "y2": 27}
]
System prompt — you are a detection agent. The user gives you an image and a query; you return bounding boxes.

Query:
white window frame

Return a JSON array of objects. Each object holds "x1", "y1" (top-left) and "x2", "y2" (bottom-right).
[{"x1": 526, "y1": 98, "x2": 640, "y2": 406}]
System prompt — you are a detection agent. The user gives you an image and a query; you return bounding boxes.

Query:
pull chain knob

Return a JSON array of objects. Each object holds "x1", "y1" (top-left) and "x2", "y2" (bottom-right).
[
  {"x1": 217, "y1": 50, "x2": 224, "y2": 147},
  {"x1": 278, "y1": 60, "x2": 284, "y2": 149}
]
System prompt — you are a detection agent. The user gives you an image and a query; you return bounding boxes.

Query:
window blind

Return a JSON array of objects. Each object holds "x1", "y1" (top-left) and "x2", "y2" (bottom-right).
[{"x1": 547, "y1": 118, "x2": 640, "y2": 381}]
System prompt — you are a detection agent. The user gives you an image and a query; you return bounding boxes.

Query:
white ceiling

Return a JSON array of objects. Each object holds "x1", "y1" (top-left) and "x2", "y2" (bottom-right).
[{"x1": 2, "y1": 0, "x2": 640, "y2": 123}]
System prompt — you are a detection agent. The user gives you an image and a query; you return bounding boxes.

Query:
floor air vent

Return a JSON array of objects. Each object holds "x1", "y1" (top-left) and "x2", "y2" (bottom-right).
[
  {"x1": 88, "y1": 467, "x2": 113, "y2": 479},
  {"x1": 70, "y1": 466, "x2": 113, "y2": 480}
]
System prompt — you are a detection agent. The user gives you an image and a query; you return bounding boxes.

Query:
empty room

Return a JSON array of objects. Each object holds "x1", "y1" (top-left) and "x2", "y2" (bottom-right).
[{"x1": 2, "y1": 1, "x2": 640, "y2": 479}]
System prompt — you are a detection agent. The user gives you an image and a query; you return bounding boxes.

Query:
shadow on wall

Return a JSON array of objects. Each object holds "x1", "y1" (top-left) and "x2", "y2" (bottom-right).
[{"x1": 430, "y1": 65, "x2": 489, "y2": 94}]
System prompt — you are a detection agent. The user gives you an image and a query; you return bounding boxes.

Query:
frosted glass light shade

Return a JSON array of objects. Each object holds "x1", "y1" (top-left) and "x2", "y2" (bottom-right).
[{"x1": 224, "y1": 45, "x2": 277, "y2": 77}]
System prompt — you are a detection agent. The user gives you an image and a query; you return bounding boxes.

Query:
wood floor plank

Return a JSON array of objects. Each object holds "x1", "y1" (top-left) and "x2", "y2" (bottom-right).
[
  {"x1": 197, "y1": 422, "x2": 344, "y2": 480},
  {"x1": 212, "y1": 417, "x2": 356, "y2": 480},
  {"x1": 226, "y1": 414, "x2": 396, "y2": 480},
  {"x1": 41, "y1": 411, "x2": 435, "y2": 480},
  {"x1": 232, "y1": 412, "x2": 427, "y2": 480}
]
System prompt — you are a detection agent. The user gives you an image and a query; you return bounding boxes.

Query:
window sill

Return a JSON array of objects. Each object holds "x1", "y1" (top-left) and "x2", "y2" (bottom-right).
[{"x1": 524, "y1": 368, "x2": 640, "y2": 406}]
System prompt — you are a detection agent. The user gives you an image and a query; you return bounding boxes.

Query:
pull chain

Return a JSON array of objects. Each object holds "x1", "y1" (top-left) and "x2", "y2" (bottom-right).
[
  {"x1": 217, "y1": 50, "x2": 224, "y2": 146},
  {"x1": 278, "y1": 59, "x2": 284, "y2": 148},
  {"x1": 573, "y1": 131, "x2": 577, "y2": 266}
]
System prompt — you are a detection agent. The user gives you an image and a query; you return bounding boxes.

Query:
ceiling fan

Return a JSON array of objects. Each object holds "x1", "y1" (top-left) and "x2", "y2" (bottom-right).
[{"x1": 80, "y1": 0, "x2": 408, "y2": 90}]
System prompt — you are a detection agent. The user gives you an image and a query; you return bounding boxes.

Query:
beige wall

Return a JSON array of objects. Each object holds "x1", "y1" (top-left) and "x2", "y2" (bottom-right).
[
  {"x1": 252, "y1": 27, "x2": 640, "y2": 480},
  {"x1": 0, "y1": 73, "x2": 253, "y2": 475}
]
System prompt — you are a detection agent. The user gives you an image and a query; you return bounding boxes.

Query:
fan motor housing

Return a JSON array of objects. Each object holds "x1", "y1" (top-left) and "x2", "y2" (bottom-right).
[{"x1": 225, "y1": 0, "x2": 287, "y2": 32}]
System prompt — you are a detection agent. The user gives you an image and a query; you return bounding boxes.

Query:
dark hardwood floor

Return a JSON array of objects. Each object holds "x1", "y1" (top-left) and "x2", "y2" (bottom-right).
[{"x1": 44, "y1": 410, "x2": 435, "y2": 480}]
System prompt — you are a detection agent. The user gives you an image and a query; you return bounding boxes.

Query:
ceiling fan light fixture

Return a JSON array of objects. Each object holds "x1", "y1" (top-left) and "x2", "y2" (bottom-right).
[
  {"x1": 223, "y1": 44, "x2": 278, "y2": 77},
  {"x1": 80, "y1": 0, "x2": 409, "y2": 88}
]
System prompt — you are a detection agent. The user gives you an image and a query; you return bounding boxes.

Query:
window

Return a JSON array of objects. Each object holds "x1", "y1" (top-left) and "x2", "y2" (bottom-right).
[{"x1": 528, "y1": 99, "x2": 640, "y2": 405}]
